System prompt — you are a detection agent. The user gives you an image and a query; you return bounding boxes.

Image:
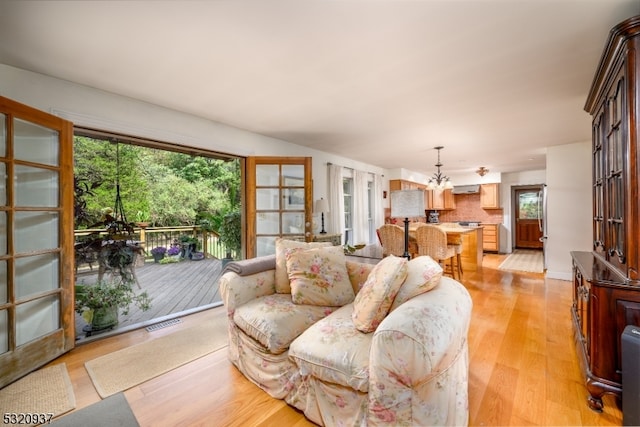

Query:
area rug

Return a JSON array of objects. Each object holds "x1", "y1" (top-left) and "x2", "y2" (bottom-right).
[
  {"x1": 85, "y1": 316, "x2": 227, "y2": 398},
  {"x1": 498, "y1": 249, "x2": 544, "y2": 273},
  {"x1": 0, "y1": 363, "x2": 75, "y2": 424},
  {"x1": 50, "y1": 393, "x2": 138, "y2": 427}
]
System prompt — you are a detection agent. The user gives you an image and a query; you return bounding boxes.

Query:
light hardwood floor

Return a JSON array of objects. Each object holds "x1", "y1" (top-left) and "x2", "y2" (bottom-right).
[{"x1": 46, "y1": 253, "x2": 623, "y2": 426}]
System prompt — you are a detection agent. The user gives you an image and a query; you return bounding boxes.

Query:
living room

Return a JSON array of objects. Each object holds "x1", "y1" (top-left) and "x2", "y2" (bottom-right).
[{"x1": 1, "y1": 1, "x2": 639, "y2": 425}]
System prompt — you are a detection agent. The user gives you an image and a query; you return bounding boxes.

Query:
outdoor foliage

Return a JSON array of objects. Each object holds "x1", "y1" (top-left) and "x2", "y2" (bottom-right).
[{"x1": 73, "y1": 136, "x2": 241, "y2": 242}]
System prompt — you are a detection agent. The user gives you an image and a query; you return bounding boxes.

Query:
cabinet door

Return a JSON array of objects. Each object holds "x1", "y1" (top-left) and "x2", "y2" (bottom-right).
[{"x1": 480, "y1": 183, "x2": 500, "y2": 209}]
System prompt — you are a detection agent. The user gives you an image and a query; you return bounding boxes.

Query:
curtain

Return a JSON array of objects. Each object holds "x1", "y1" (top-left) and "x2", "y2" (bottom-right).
[
  {"x1": 372, "y1": 173, "x2": 384, "y2": 242},
  {"x1": 352, "y1": 170, "x2": 369, "y2": 244},
  {"x1": 327, "y1": 164, "x2": 344, "y2": 241}
]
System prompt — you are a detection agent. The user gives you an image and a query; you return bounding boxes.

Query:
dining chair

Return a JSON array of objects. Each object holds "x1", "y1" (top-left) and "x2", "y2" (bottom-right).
[
  {"x1": 413, "y1": 224, "x2": 459, "y2": 279},
  {"x1": 377, "y1": 224, "x2": 416, "y2": 258}
]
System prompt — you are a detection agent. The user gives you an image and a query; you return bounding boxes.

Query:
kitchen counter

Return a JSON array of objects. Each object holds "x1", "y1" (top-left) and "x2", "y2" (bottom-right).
[{"x1": 409, "y1": 223, "x2": 483, "y2": 272}]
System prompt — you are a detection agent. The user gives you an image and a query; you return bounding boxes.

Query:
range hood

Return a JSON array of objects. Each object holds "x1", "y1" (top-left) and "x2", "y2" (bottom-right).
[{"x1": 451, "y1": 184, "x2": 480, "y2": 194}]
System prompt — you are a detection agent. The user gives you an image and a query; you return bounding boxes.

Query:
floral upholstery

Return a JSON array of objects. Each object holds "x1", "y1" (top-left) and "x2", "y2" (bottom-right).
[
  {"x1": 286, "y1": 246, "x2": 355, "y2": 306},
  {"x1": 233, "y1": 294, "x2": 336, "y2": 354},
  {"x1": 218, "y1": 250, "x2": 472, "y2": 427},
  {"x1": 390, "y1": 255, "x2": 443, "y2": 311},
  {"x1": 352, "y1": 255, "x2": 408, "y2": 333},
  {"x1": 274, "y1": 238, "x2": 332, "y2": 294}
]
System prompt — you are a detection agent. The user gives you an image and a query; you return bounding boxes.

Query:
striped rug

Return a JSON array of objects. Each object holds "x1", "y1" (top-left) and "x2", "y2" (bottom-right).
[{"x1": 498, "y1": 249, "x2": 544, "y2": 273}]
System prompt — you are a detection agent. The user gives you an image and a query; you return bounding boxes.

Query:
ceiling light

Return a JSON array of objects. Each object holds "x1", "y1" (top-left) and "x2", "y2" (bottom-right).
[
  {"x1": 427, "y1": 146, "x2": 453, "y2": 190},
  {"x1": 476, "y1": 166, "x2": 489, "y2": 177}
]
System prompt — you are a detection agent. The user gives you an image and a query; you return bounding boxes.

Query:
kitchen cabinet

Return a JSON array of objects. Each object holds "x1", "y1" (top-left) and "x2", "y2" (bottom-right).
[
  {"x1": 480, "y1": 183, "x2": 500, "y2": 209},
  {"x1": 482, "y1": 224, "x2": 499, "y2": 252},
  {"x1": 575, "y1": 15, "x2": 640, "y2": 411}
]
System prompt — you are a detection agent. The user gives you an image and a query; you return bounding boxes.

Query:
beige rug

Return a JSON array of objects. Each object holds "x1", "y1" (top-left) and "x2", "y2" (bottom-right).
[
  {"x1": 85, "y1": 317, "x2": 228, "y2": 398},
  {"x1": 498, "y1": 249, "x2": 544, "y2": 273},
  {"x1": 0, "y1": 363, "x2": 75, "y2": 424}
]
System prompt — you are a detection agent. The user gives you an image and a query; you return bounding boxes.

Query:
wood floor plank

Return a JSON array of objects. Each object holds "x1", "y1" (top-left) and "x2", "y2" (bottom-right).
[{"x1": 40, "y1": 252, "x2": 623, "y2": 426}]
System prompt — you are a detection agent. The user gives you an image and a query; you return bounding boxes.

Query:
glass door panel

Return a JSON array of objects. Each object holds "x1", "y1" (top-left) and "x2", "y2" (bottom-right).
[
  {"x1": 13, "y1": 118, "x2": 59, "y2": 166},
  {"x1": 0, "y1": 95, "x2": 74, "y2": 388},
  {"x1": 247, "y1": 157, "x2": 312, "y2": 258}
]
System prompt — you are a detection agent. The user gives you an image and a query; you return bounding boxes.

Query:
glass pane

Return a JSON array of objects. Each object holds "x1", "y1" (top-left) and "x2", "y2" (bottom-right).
[
  {"x1": 256, "y1": 212, "x2": 280, "y2": 234},
  {"x1": 0, "y1": 309, "x2": 6, "y2": 355},
  {"x1": 15, "y1": 212, "x2": 59, "y2": 253},
  {"x1": 256, "y1": 236, "x2": 276, "y2": 257},
  {"x1": 256, "y1": 188, "x2": 280, "y2": 210},
  {"x1": 0, "y1": 212, "x2": 5, "y2": 256},
  {"x1": 518, "y1": 192, "x2": 540, "y2": 219},
  {"x1": 0, "y1": 113, "x2": 5, "y2": 157},
  {"x1": 256, "y1": 165, "x2": 279, "y2": 186},
  {"x1": 13, "y1": 118, "x2": 59, "y2": 166},
  {"x1": 0, "y1": 162, "x2": 6, "y2": 205},
  {"x1": 15, "y1": 253, "x2": 59, "y2": 299},
  {"x1": 16, "y1": 295, "x2": 60, "y2": 346},
  {"x1": 282, "y1": 165, "x2": 304, "y2": 185},
  {"x1": 15, "y1": 165, "x2": 58, "y2": 207},
  {"x1": 284, "y1": 188, "x2": 304, "y2": 211},
  {"x1": 0, "y1": 260, "x2": 6, "y2": 303},
  {"x1": 283, "y1": 212, "x2": 304, "y2": 234}
]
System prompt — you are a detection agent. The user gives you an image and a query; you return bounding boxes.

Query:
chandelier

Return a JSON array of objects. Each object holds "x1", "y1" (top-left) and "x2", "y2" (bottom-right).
[{"x1": 427, "y1": 146, "x2": 453, "y2": 190}]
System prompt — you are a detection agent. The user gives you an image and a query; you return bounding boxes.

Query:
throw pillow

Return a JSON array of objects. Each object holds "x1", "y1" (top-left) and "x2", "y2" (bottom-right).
[
  {"x1": 390, "y1": 255, "x2": 443, "y2": 311},
  {"x1": 286, "y1": 246, "x2": 355, "y2": 306},
  {"x1": 275, "y1": 238, "x2": 332, "y2": 293},
  {"x1": 352, "y1": 255, "x2": 408, "y2": 333}
]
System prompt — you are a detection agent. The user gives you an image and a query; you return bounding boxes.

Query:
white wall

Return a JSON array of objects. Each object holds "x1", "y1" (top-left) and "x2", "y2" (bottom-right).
[
  {"x1": 545, "y1": 141, "x2": 592, "y2": 280},
  {"x1": 0, "y1": 64, "x2": 386, "y2": 210}
]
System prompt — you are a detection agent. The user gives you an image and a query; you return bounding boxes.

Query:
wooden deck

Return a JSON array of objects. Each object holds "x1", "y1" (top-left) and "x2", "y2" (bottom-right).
[{"x1": 75, "y1": 257, "x2": 225, "y2": 342}]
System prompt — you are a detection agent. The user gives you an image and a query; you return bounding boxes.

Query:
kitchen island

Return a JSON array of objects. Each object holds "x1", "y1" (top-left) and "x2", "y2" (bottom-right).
[{"x1": 408, "y1": 223, "x2": 483, "y2": 272}]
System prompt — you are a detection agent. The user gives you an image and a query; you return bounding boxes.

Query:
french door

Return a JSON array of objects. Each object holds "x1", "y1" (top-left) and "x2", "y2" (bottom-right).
[
  {"x1": 246, "y1": 157, "x2": 312, "y2": 257},
  {"x1": 0, "y1": 96, "x2": 75, "y2": 388}
]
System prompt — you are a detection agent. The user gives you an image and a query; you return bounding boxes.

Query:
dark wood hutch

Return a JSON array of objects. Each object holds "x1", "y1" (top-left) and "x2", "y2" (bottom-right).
[{"x1": 574, "y1": 15, "x2": 640, "y2": 412}]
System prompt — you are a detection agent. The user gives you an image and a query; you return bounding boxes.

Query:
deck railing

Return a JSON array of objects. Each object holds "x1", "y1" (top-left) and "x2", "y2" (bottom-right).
[{"x1": 74, "y1": 225, "x2": 238, "y2": 264}]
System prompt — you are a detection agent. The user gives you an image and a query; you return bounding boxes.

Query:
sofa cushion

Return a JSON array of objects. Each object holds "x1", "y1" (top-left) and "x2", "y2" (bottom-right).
[
  {"x1": 286, "y1": 246, "x2": 355, "y2": 306},
  {"x1": 275, "y1": 238, "x2": 332, "y2": 294},
  {"x1": 234, "y1": 294, "x2": 336, "y2": 354},
  {"x1": 351, "y1": 255, "x2": 408, "y2": 333},
  {"x1": 390, "y1": 255, "x2": 443, "y2": 311},
  {"x1": 289, "y1": 304, "x2": 372, "y2": 392}
]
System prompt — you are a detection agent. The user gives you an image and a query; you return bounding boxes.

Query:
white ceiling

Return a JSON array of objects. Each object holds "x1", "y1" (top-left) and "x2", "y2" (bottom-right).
[{"x1": 0, "y1": 1, "x2": 639, "y2": 176}]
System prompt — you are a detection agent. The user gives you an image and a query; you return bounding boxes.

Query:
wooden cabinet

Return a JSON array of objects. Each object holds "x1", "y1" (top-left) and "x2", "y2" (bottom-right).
[
  {"x1": 575, "y1": 15, "x2": 640, "y2": 411},
  {"x1": 482, "y1": 224, "x2": 499, "y2": 252},
  {"x1": 480, "y1": 183, "x2": 500, "y2": 209},
  {"x1": 571, "y1": 252, "x2": 640, "y2": 411}
]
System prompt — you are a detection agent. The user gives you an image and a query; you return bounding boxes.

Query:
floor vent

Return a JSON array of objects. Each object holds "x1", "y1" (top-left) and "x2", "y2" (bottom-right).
[{"x1": 146, "y1": 318, "x2": 182, "y2": 332}]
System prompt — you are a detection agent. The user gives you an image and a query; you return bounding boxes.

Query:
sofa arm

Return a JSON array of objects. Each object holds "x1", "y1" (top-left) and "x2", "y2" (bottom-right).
[
  {"x1": 368, "y1": 277, "x2": 472, "y2": 425},
  {"x1": 218, "y1": 266, "x2": 277, "y2": 317}
]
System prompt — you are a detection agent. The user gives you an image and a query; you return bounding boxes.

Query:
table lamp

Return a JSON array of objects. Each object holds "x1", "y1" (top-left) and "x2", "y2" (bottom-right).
[
  {"x1": 390, "y1": 190, "x2": 425, "y2": 259},
  {"x1": 315, "y1": 198, "x2": 330, "y2": 234}
]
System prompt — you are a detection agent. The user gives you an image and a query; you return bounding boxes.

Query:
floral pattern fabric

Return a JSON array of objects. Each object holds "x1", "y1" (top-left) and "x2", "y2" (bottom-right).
[
  {"x1": 274, "y1": 238, "x2": 332, "y2": 294},
  {"x1": 286, "y1": 246, "x2": 355, "y2": 306},
  {"x1": 233, "y1": 294, "x2": 336, "y2": 354},
  {"x1": 390, "y1": 255, "x2": 443, "y2": 311},
  {"x1": 351, "y1": 255, "x2": 408, "y2": 333}
]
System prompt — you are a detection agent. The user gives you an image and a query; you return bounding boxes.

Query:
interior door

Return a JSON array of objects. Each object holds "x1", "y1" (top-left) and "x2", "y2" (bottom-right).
[
  {"x1": 515, "y1": 186, "x2": 544, "y2": 249},
  {"x1": 246, "y1": 157, "x2": 312, "y2": 257},
  {"x1": 0, "y1": 96, "x2": 75, "y2": 388}
]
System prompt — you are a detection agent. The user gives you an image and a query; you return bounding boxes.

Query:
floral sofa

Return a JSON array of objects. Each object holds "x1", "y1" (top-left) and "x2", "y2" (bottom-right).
[{"x1": 218, "y1": 238, "x2": 473, "y2": 426}]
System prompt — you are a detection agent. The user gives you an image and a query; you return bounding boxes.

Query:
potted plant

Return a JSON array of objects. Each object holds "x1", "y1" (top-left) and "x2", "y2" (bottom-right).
[
  {"x1": 150, "y1": 246, "x2": 167, "y2": 263},
  {"x1": 219, "y1": 209, "x2": 241, "y2": 267},
  {"x1": 179, "y1": 235, "x2": 199, "y2": 259},
  {"x1": 75, "y1": 279, "x2": 151, "y2": 332}
]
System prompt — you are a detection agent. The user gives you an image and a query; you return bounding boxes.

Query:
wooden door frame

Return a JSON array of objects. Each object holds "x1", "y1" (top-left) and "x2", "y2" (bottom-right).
[{"x1": 511, "y1": 184, "x2": 544, "y2": 250}]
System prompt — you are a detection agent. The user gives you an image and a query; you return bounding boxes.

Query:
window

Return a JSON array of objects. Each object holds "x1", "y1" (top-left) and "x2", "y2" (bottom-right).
[{"x1": 343, "y1": 177, "x2": 353, "y2": 245}]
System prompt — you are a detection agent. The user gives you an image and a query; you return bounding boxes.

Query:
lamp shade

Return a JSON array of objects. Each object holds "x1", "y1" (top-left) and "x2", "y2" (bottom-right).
[
  {"x1": 390, "y1": 190, "x2": 425, "y2": 218},
  {"x1": 315, "y1": 198, "x2": 330, "y2": 213}
]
